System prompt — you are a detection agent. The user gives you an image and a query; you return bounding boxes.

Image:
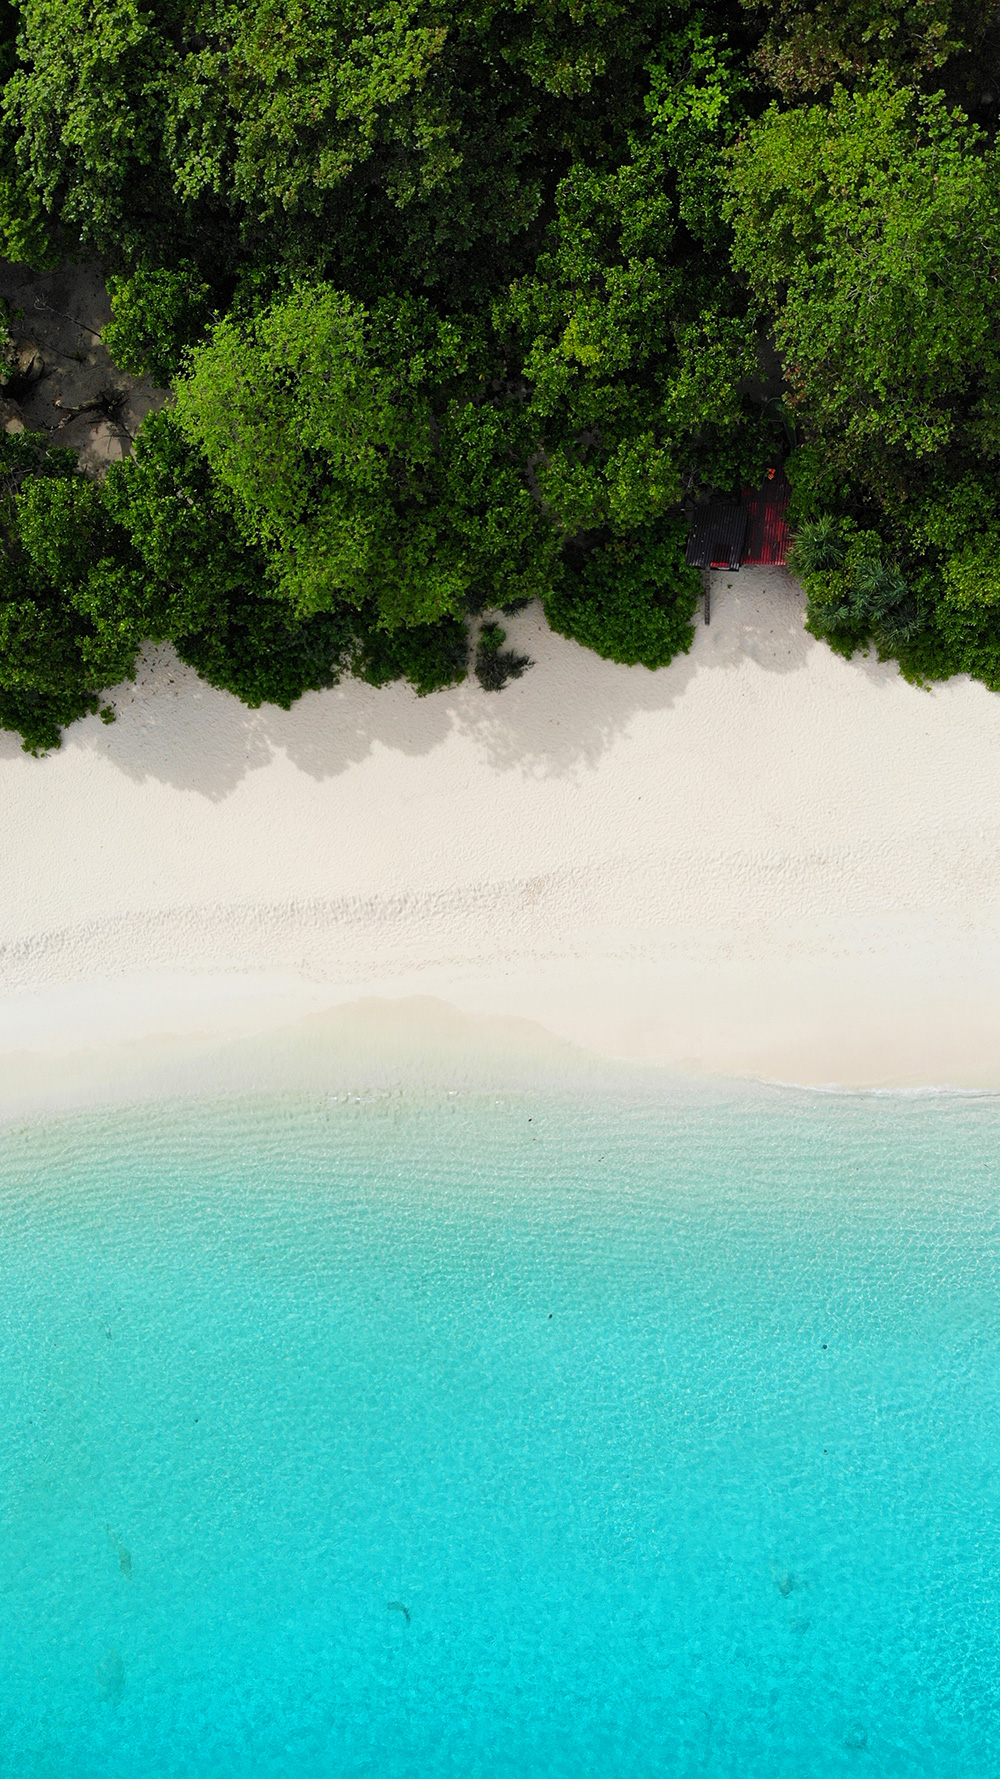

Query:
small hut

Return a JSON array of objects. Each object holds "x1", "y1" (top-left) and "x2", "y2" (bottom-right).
[{"x1": 685, "y1": 465, "x2": 790, "y2": 571}]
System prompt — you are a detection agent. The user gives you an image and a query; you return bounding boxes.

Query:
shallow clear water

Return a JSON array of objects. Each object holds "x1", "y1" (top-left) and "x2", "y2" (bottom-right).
[{"x1": 1, "y1": 1081, "x2": 998, "y2": 1777}]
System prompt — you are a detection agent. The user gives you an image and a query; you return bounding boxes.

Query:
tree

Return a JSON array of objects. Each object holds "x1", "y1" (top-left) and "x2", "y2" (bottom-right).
[
  {"x1": 545, "y1": 529, "x2": 701, "y2": 666},
  {"x1": 494, "y1": 19, "x2": 771, "y2": 651},
  {"x1": 726, "y1": 79, "x2": 1000, "y2": 690},
  {"x1": 726, "y1": 82, "x2": 1000, "y2": 476},
  {"x1": 0, "y1": 434, "x2": 140, "y2": 751},
  {"x1": 172, "y1": 283, "x2": 556, "y2": 627},
  {"x1": 0, "y1": 0, "x2": 53, "y2": 264},
  {"x1": 742, "y1": 0, "x2": 1000, "y2": 100},
  {"x1": 106, "y1": 409, "x2": 472, "y2": 707},
  {"x1": 5, "y1": 0, "x2": 667, "y2": 298},
  {"x1": 29, "y1": 0, "x2": 1000, "y2": 735},
  {"x1": 0, "y1": 404, "x2": 477, "y2": 751},
  {"x1": 104, "y1": 260, "x2": 214, "y2": 385}
]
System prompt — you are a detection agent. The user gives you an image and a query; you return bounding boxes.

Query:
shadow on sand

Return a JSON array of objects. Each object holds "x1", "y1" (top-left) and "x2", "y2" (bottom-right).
[{"x1": 0, "y1": 572, "x2": 911, "y2": 798}]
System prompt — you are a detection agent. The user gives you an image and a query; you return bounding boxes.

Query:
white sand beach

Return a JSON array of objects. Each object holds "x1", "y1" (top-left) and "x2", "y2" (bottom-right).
[{"x1": 2, "y1": 567, "x2": 1000, "y2": 1100}]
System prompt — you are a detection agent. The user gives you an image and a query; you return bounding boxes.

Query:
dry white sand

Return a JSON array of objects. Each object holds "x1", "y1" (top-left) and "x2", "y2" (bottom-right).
[{"x1": 2, "y1": 567, "x2": 1000, "y2": 1100}]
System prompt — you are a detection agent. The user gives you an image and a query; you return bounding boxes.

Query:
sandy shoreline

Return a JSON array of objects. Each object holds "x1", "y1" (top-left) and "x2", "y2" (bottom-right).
[{"x1": 2, "y1": 567, "x2": 1000, "y2": 1103}]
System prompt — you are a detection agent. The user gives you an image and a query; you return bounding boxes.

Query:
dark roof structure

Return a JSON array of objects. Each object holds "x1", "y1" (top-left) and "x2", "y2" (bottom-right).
[{"x1": 685, "y1": 501, "x2": 747, "y2": 570}]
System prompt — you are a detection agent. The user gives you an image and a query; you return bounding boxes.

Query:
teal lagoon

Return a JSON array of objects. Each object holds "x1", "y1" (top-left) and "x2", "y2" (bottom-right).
[{"x1": 0, "y1": 1081, "x2": 998, "y2": 1776}]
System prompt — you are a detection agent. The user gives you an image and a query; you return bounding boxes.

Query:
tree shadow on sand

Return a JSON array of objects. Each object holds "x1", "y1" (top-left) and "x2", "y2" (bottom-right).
[
  {"x1": 63, "y1": 616, "x2": 704, "y2": 796},
  {"x1": 700, "y1": 568, "x2": 912, "y2": 694},
  {"x1": 17, "y1": 574, "x2": 915, "y2": 797}
]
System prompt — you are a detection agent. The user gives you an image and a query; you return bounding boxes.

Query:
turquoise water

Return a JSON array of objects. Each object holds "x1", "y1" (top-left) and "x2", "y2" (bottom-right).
[{"x1": 1, "y1": 1081, "x2": 998, "y2": 1777}]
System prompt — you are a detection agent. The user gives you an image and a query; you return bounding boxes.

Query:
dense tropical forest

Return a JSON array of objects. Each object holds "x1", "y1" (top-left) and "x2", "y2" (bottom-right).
[{"x1": 0, "y1": 0, "x2": 999, "y2": 750}]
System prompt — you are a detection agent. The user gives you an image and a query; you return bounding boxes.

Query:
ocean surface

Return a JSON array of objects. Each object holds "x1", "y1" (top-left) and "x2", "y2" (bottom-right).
[{"x1": 0, "y1": 1078, "x2": 998, "y2": 1777}]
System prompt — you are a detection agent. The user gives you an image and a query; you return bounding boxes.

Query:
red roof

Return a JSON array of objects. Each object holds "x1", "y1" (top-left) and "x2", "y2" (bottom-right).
[{"x1": 741, "y1": 466, "x2": 790, "y2": 566}]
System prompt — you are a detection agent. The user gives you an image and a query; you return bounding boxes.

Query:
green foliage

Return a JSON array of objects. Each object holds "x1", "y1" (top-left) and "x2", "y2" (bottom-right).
[
  {"x1": 101, "y1": 409, "x2": 254, "y2": 638},
  {"x1": 5, "y1": 0, "x2": 184, "y2": 258},
  {"x1": 922, "y1": 592, "x2": 1000, "y2": 688},
  {"x1": 544, "y1": 527, "x2": 700, "y2": 668},
  {"x1": 498, "y1": 15, "x2": 763, "y2": 533},
  {"x1": 743, "y1": 0, "x2": 996, "y2": 96},
  {"x1": 474, "y1": 620, "x2": 532, "y2": 691},
  {"x1": 787, "y1": 513, "x2": 845, "y2": 575},
  {"x1": 7, "y1": 0, "x2": 1000, "y2": 739},
  {"x1": 0, "y1": 405, "x2": 476, "y2": 749},
  {"x1": 104, "y1": 260, "x2": 213, "y2": 385},
  {"x1": 0, "y1": 0, "x2": 793, "y2": 749},
  {"x1": 0, "y1": 0, "x2": 54, "y2": 265},
  {"x1": 102, "y1": 408, "x2": 355, "y2": 710},
  {"x1": 351, "y1": 612, "x2": 470, "y2": 695},
  {"x1": 0, "y1": 434, "x2": 137, "y2": 752},
  {"x1": 0, "y1": 162, "x2": 56, "y2": 267},
  {"x1": 799, "y1": 521, "x2": 931, "y2": 656},
  {"x1": 725, "y1": 74, "x2": 1000, "y2": 698},
  {"x1": 3, "y1": 0, "x2": 662, "y2": 298},
  {"x1": 173, "y1": 282, "x2": 555, "y2": 626},
  {"x1": 177, "y1": 600, "x2": 355, "y2": 711},
  {"x1": 108, "y1": 408, "x2": 471, "y2": 706},
  {"x1": 726, "y1": 83, "x2": 1000, "y2": 469}
]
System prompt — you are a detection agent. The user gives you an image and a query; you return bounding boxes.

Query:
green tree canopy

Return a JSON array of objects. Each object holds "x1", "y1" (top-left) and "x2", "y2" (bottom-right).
[
  {"x1": 742, "y1": 0, "x2": 1000, "y2": 98},
  {"x1": 725, "y1": 75, "x2": 1000, "y2": 686},
  {"x1": 726, "y1": 82, "x2": 1000, "y2": 471},
  {"x1": 5, "y1": 0, "x2": 667, "y2": 295},
  {"x1": 3, "y1": 0, "x2": 1000, "y2": 749},
  {"x1": 172, "y1": 284, "x2": 555, "y2": 625}
]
